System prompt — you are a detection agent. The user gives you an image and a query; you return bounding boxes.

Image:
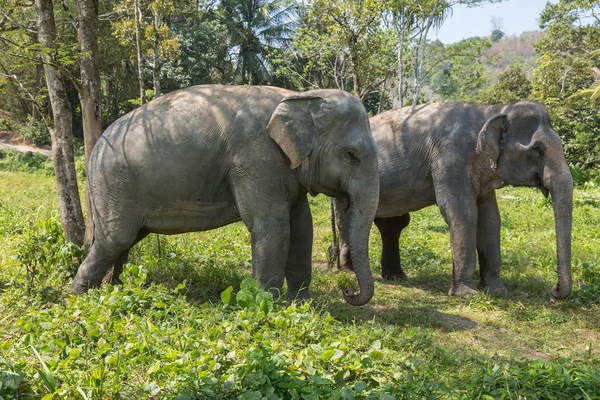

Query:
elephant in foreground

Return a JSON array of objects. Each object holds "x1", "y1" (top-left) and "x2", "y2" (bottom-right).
[
  {"x1": 72, "y1": 85, "x2": 379, "y2": 306},
  {"x1": 337, "y1": 101, "x2": 572, "y2": 299}
]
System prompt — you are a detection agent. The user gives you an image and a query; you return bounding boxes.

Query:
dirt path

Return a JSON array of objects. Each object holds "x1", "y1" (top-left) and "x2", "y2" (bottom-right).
[{"x1": 0, "y1": 131, "x2": 51, "y2": 157}]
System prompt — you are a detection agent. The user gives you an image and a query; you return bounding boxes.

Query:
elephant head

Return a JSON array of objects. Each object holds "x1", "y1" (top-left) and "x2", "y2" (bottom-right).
[
  {"x1": 267, "y1": 90, "x2": 379, "y2": 306},
  {"x1": 477, "y1": 101, "x2": 573, "y2": 299}
]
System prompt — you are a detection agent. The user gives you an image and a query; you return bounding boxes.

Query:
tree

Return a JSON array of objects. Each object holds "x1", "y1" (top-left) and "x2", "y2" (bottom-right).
[
  {"x1": 426, "y1": 36, "x2": 491, "y2": 101},
  {"x1": 478, "y1": 64, "x2": 531, "y2": 104},
  {"x1": 490, "y1": 15, "x2": 504, "y2": 42},
  {"x1": 385, "y1": 0, "x2": 496, "y2": 106},
  {"x1": 532, "y1": 0, "x2": 600, "y2": 168},
  {"x1": 35, "y1": 0, "x2": 85, "y2": 245},
  {"x1": 112, "y1": 0, "x2": 181, "y2": 101},
  {"x1": 161, "y1": 17, "x2": 233, "y2": 91},
  {"x1": 76, "y1": 0, "x2": 103, "y2": 249},
  {"x1": 271, "y1": 0, "x2": 395, "y2": 104},
  {"x1": 219, "y1": 0, "x2": 298, "y2": 85}
]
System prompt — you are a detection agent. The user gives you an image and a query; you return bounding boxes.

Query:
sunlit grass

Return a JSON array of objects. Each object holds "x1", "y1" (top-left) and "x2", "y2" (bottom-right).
[{"x1": 0, "y1": 169, "x2": 599, "y2": 398}]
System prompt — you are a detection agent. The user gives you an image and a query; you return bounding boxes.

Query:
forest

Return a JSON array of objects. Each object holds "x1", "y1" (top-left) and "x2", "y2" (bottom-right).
[{"x1": 0, "y1": 0, "x2": 599, "y2": 398}]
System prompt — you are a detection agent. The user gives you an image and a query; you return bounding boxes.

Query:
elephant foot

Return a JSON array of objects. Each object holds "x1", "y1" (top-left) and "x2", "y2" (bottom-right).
[
  {"x1": 382, "y1": 270, "x2": 407, "y2": 281},
  {"x1": 71, "y1": 276, "x2": 94, "y2": 295},
  {"x1": 448, "y1": 282, "x2": 478, "y2": 297},
  {"x1": 287, "y1": 288, "x2": 312, "y2": 303},
  {"x1": 480, "y1": 279, "x2": 508, "y2": 296}
]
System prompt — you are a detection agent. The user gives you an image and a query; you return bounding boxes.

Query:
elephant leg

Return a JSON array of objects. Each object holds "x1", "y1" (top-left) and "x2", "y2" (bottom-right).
[
  {"x1": 73, "y1": 239, "x2": 134, "y2": 294},
  {"x1": 236, "y1": 194, "x2": 291, "y2": 297},
  {"x1": 285, "y1": 198, "x2": 313, "y2": 301},
  {"x1": 72, "y1": 207, "x2": 143, "y2": 294},
  {"x1": 374, "y1": 214, "x2": 411, "y2": 280},
  {"x1": 435, "y1": 183, "x2": 478, "y2": 297},
  {"x1": 476, "y1": 191, "x2": 507, "y2": 295},
  {"x1": 109, "y1": 229, "x2": 150, "y2": 285},
  {"x1": 334, "y1": 198, "x2": 353, "y2": 272}
]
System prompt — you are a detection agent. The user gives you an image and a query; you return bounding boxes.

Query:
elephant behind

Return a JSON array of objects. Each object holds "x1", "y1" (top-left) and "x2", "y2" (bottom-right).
[
  {"x1": 337, "y1": 101, "x2": 572, "y2": 299},
  {"x1": 73, "y1": 85, "x2": 379, "y2": 306}
]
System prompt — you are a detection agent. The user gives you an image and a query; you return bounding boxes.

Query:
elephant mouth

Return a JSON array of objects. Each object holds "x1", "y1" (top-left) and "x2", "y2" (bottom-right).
[{"x1": 534, "y1": 173, "x2": 549, "y2": 197}]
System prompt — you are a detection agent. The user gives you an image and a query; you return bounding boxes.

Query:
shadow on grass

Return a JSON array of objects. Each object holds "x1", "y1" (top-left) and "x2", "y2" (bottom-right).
[
  {"x1": 143, "y1": 259, "x2": 250, "y2": 303},
  {"x1": 319, "y1": 297, "x2": 478, "y2": 333}
]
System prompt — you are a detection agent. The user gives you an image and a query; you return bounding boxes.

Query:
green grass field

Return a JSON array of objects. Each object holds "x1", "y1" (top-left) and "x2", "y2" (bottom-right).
[{"x1": 1, "y1": 169, "x2": 599, "y2": 399}]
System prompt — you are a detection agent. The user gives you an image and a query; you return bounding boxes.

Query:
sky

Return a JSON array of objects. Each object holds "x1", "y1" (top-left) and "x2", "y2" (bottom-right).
[{"x1": 433, "y1": 0, "x2": 559, "y2": 44}]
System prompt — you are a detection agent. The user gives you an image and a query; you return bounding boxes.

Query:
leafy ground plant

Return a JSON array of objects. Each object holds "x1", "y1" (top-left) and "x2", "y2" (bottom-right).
[{"x1": 0, "y1": 170, "x2": 599, "y2": 399}]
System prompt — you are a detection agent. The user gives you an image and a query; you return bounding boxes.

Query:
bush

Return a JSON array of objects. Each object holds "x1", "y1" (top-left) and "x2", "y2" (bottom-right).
[
  {"x1": 479, "y1": 65, "x2": 533, "y2": 104},
  {"x1": 0, "y1": 149, "x2": 53, "y2": 174},
  {"x1": 570, "y1": 163, "x2": 600, "y2": 187},
  {"x1": 15, "y1": 217, "x2": 84, "y2": 296},
  {"x1": 18, "y1": 116, "x2": 51, "y2": 147},
  {"x1": 0, "y1": 118, "x2": 13, "y2": 131},
  {"x1": 574, "y1": 262, "x2": 600, "y2": 305}
]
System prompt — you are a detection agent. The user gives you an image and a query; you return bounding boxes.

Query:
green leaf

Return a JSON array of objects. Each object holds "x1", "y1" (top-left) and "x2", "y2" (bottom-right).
[
  {"x1": 321, "y1": 349, "x2": 336, "y2": 361},
  {"x1": 236, "y1": 290, "x2": 255, "y2": 309},
  {"x1": 221, "y1": 286, "x2": 233, "y2": 304}
]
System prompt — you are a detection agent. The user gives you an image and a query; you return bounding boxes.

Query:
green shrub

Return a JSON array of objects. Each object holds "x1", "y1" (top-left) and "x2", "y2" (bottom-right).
[
  {"x1": 574, "y1": 262, "x2": 600, "y2": 305},
  {"x1": 0, "y1": 118, "x2": 13, "y2": 131},
  {"x1": 0, "y1": 149, "x2": 53, "y2": 173},
  {"x1": 18, "y1": 115, "x2": 51, "y2": 147},
  {"x1": 569, "y1": 163, "x2": 600, "y2": 187},
  {"x1": 15, "y1": 217, "x2": 84, "y2": 296},
  {"x1": 471, "y1": 358, "x2": 600, "y2": 399}
]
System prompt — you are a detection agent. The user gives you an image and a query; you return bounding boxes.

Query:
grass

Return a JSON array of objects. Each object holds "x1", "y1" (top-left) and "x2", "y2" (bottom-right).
[{"x1": 0, "y1": 169, "x2": 599, "y2": 399}]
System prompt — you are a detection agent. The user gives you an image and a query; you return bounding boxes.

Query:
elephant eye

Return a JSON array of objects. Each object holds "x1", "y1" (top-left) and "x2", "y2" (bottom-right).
[
  {"x1": 530, "y1": 143, "x2": 545, "y2": 157},
  {"x1": 344, "y1": 149, "x2": 361, "y2": 165}
]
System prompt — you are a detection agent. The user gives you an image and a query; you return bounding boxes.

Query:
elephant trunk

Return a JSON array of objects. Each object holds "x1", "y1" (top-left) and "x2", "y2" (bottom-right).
[
  {"x1": 544, "y1": 153, "x2": 573, "y2": 299},
  {"x1": 340, "y1": 178, "x2": 379, "y2": 306}
]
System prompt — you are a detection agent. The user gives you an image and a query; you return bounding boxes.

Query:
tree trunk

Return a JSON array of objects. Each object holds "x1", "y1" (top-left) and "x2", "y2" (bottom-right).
[
  {"x1": 397, "y1": 26, "x2": 405, "y2": 108},
  {"x1": 393, "y1": 11, "x2": 405, "y2": 108},
  {"x1": 134, "y1": 0, "x2": 145, "y2": 104},
  {"x1": 76, "y1": 0, "x2": 103, "y2": 250},
  {"x1": 412, "y1": 0, "x2": 440, "y2": 106},
  {"x1": 152, "y1": 11, "x2": 161, "y2": 98},
  {"x1": 35, "y1": 0, "x2": 85, "y2": 246}
]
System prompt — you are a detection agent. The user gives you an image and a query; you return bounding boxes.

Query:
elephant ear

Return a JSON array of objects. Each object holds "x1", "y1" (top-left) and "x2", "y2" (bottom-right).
[
  {"x1": 476, "y1": 113, "x2": 509, "y2": 168},
  {"x1": 267, "y1": 94, "x2": 323, "y2": 169}
]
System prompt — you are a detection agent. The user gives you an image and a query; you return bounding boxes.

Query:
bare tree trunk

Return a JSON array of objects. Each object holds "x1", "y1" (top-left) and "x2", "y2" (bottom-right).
[
  {"x1": 412, "y1": 0, "x2": 440, "y2": 106},
  {"x1": 396, "y1": 24, "x2": 405, "y2": 108},
  {"x1": 134, "y1": 0, "x2": 145, "y2": 104},
  {"x1": 152, "y1": 11, "x2": 161, "y2": 98},
  {"x1": 35, "y1": 0, "x2": 85, "y2": 246},
  {"x1": 33, "y1": 61, "x2": 43, "y2": 118},
  {"x1": 412, "y1": 47, "x2": 421, "y2": 106},
  {"x1": 76, "y1": 0, "x2": 102, "y2": 250}
]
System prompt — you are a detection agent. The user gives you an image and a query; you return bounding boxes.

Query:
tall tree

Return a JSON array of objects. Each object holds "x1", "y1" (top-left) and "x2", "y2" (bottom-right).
[
  {"x1": 532, "y1": 0, "x2": 600, "y2": 168},
  {"x1": 271, "y1": 0, "x2": 395, "y2": 103},
  {"x1": 219, "y1": 0, "x2": 298, "y2": 84},
  {"x1": 77, "y1": 0, "x2": 102, "y2": 249},
  {"x1": 427, "y1": 36, "x2": 491, "y2": 101},
  {"x1": 35, "y1": 0, "x2": 85, "y2": 245},
  {"x1": 112, "y1": 0, "x2": 180, "y2": 101}
]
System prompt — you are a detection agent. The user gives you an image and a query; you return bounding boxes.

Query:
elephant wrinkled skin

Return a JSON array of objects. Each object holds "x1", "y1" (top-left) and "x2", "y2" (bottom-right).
[
  {"x1": 338, "y1": 101, "x2": 573, "y2": 299},
  {"x1": 73, "y1": 85, "x2": 379, "y2": 306}
]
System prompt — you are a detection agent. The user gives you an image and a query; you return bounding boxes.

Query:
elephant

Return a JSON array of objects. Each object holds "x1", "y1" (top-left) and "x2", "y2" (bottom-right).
[
  {"x1": 72, "y1": 85, "x2": 379, "y2": 306},
  {"x1": 336, "y1": 101, "x2": 573, "y2": 299}
]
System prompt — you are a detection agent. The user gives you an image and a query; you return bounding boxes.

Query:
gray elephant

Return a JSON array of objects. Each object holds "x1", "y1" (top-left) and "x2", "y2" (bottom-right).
[
  {"x1": 72, "y1": 85, "x2": 379, "y2": 306},
  {"x1": 337, "y1": 101, "x2": 572, "y2": 299}
]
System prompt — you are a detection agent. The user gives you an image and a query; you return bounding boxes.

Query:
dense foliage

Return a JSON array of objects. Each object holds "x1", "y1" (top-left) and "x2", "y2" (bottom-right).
[{"x1": 1, "y1": 0, "x2": 597, "y2": 168}]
